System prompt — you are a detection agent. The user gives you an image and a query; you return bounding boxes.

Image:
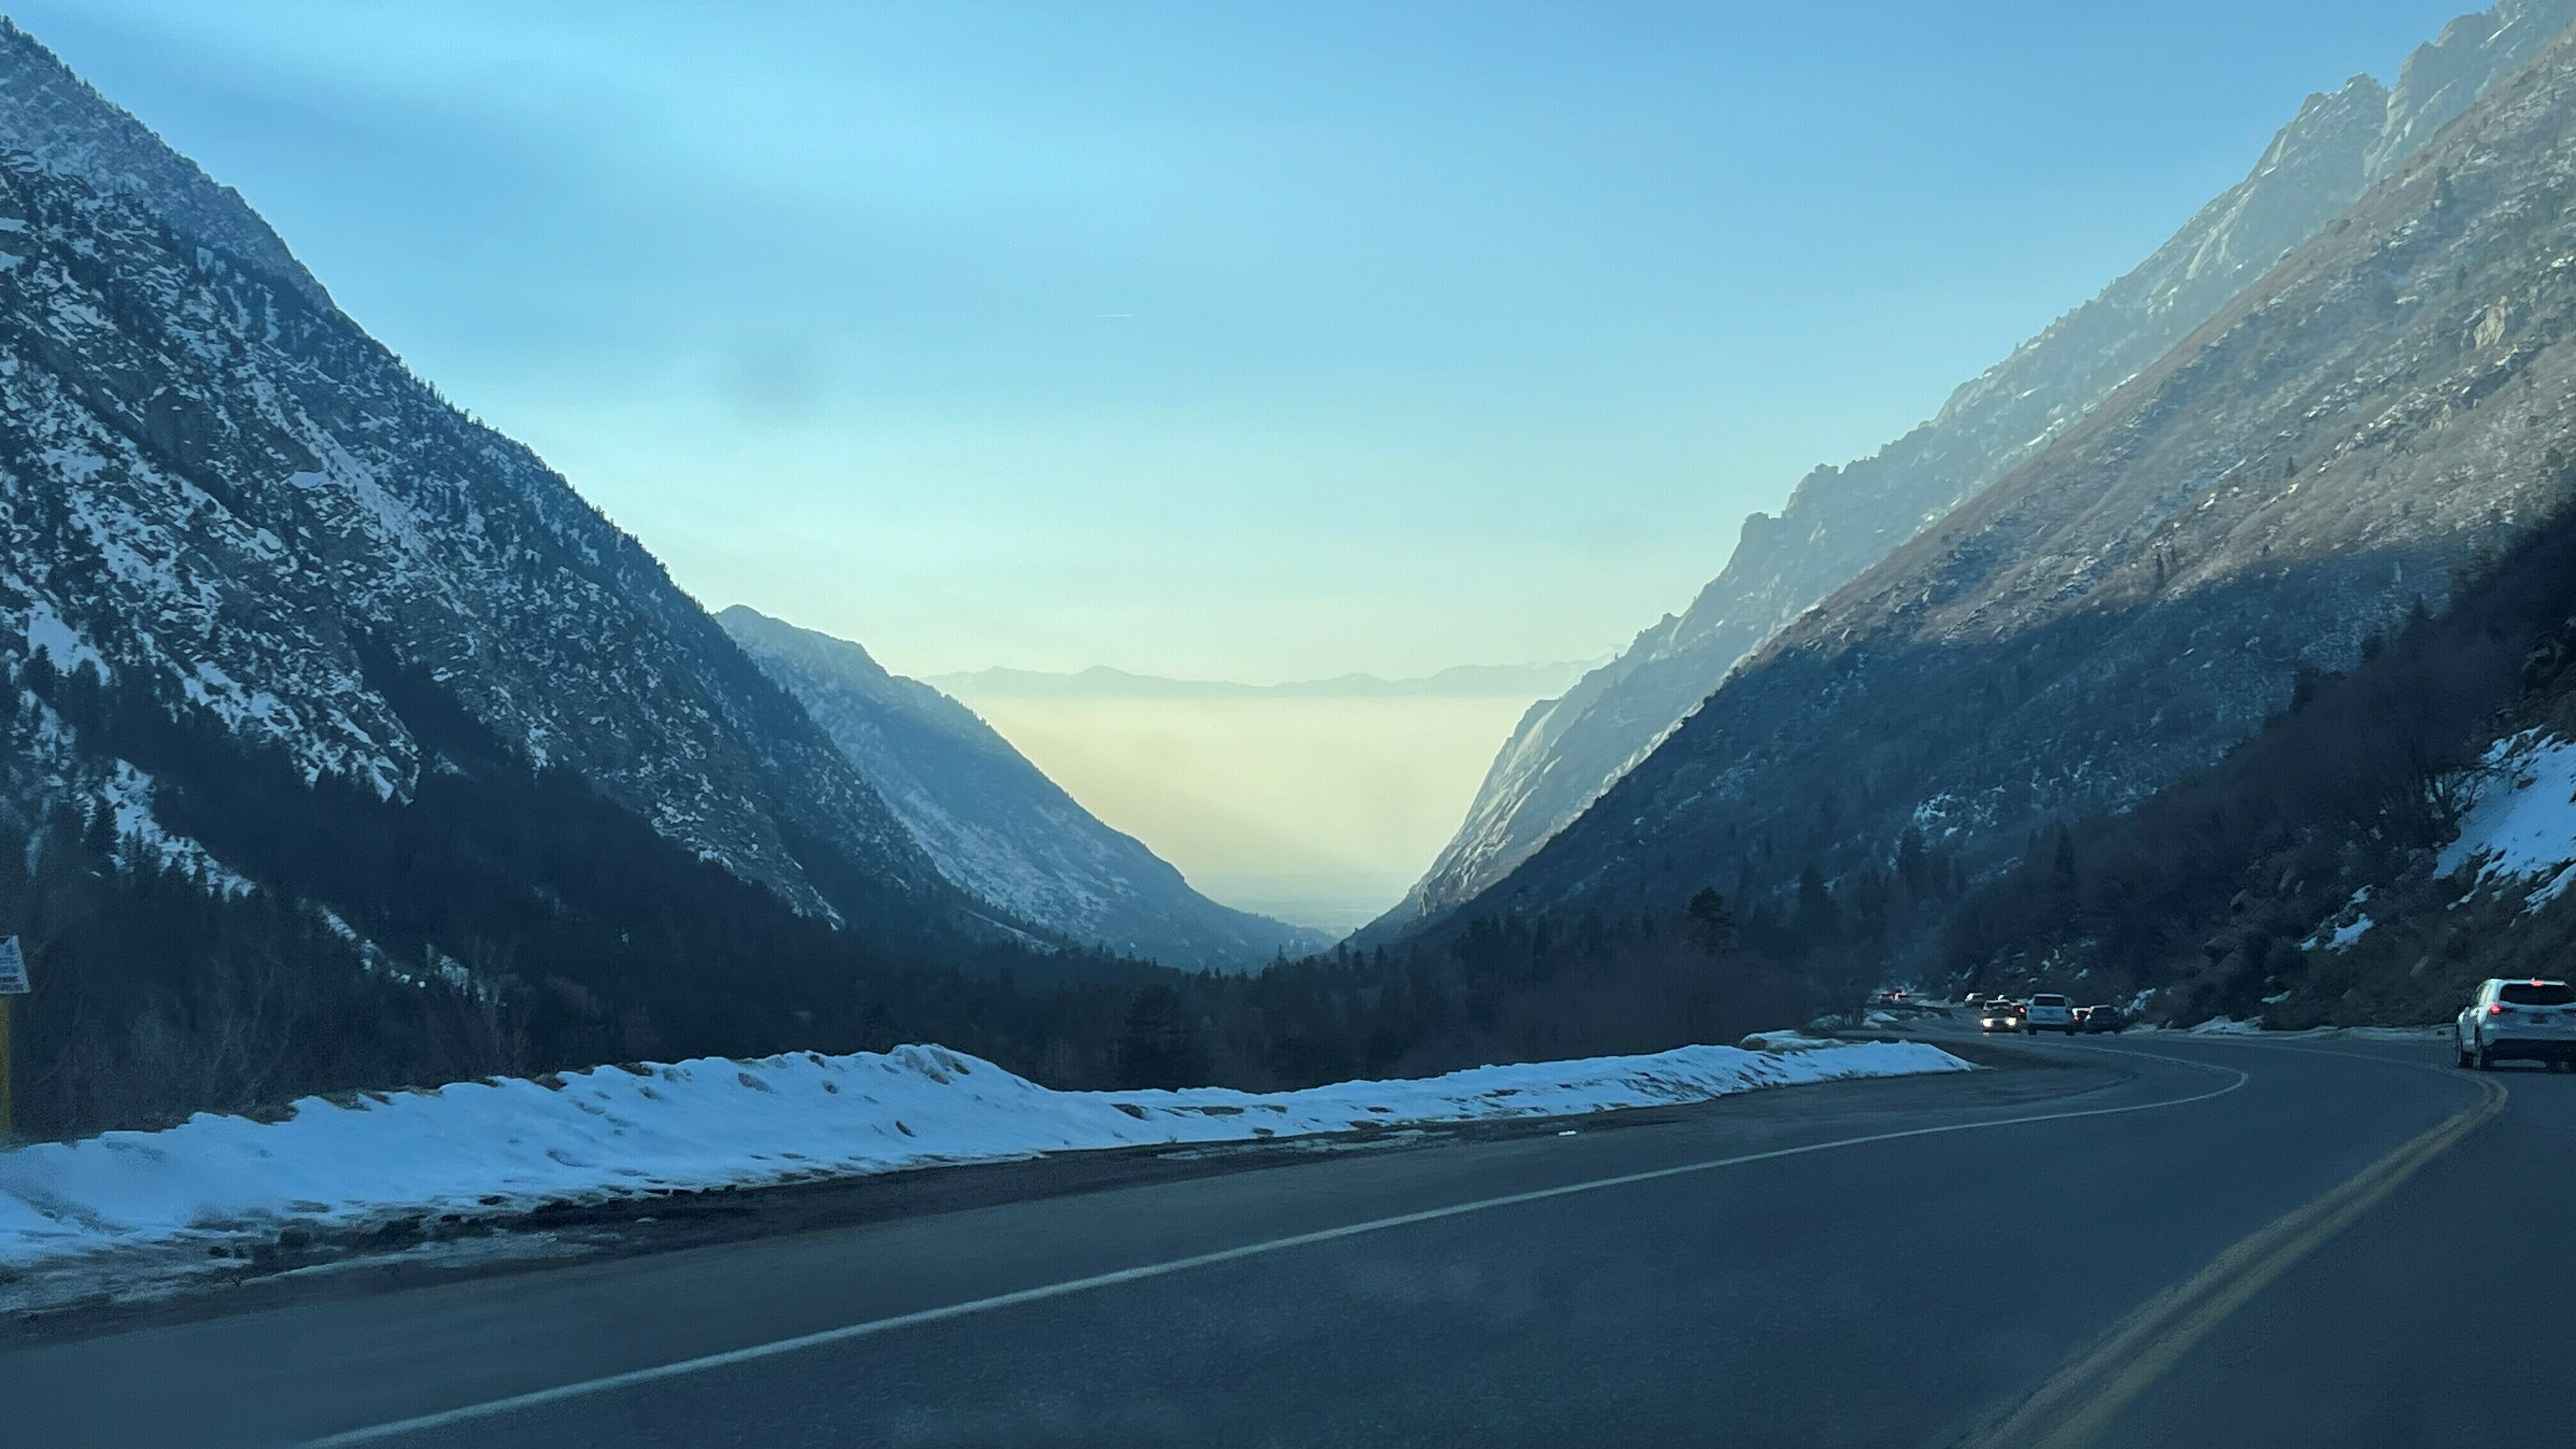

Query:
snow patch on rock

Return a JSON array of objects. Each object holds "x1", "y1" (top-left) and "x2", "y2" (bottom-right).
[{"x1": 2439, "y1": 730, "x2": 2576, "y2": 912}]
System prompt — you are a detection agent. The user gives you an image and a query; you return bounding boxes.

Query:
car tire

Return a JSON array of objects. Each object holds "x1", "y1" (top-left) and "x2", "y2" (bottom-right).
[
  {"x1": 2458, "y1": 1045, "x2": 2474, "y2": 1069},
  {"x1": 2476, "y1": 1045, "x2": 2495, "y2": 1071}
]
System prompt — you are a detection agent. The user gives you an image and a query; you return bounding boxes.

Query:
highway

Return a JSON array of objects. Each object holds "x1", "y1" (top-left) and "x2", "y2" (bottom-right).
[{"x1": 3, "y1": 1031, "x2": 2563, "y2": 1448}]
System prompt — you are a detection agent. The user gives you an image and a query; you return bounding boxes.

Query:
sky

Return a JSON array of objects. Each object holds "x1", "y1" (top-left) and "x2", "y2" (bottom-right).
[{"x1": 10, "y1": 0, "x2": 2483, "y2": 682}]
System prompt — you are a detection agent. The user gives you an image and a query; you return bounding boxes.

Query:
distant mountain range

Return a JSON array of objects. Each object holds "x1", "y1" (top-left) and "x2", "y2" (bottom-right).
[
  {"x1": 926, "y1": 661, "x2": 1600, "y2": 703},
  {"x1": 724, "y1": 608, "x2": 1327, "y2": 967},
  {"x1": 1372, "y1": 0, "x2": 2576, "y2": 944}
]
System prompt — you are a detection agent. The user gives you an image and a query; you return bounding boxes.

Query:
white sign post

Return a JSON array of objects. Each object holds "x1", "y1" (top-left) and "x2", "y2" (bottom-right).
[{"x1": 0, "y1": 935, "x2": 23, "y2": 1142}]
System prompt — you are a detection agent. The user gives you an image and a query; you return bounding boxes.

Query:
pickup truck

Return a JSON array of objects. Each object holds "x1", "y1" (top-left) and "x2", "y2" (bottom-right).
[{"x1": 2022, "y1": 993, "x2": 2076, "y2": 1035}]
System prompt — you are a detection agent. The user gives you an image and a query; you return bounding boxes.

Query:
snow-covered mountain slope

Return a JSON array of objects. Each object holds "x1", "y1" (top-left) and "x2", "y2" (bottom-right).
[
  {"x1": 721, "y1": 608, "x2": 1326, "y2": 967},
  {"x1": 1454, "y1": 13, "x2": 2576, "y2": 937},
  {"x1": 0, "y1": 20, "x2": 969, "y2": 934},
  {"x1": 1370, "y1": 0, "x2": 2576, "y2": 942}
]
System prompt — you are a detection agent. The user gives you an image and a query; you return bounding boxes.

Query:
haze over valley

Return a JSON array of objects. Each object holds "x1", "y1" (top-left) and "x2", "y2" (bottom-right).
[{"x1": 928, "y1": 661, "x2": 1597, "y2": 932}]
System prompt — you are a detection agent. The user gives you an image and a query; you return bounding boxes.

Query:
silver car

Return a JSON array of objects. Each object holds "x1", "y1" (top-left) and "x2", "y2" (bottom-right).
[{"x1": 2455, "y1": 978, "x2": 2576, "y2": 1071}]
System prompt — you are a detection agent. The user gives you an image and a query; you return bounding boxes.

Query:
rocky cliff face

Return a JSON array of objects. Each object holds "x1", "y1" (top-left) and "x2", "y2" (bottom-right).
[
  {"x1": 0, "y1": 21, "x2": 973, "y2": 939},
  {"x1": 721, "y1": 608, "x2": 1326, "y2": 967},
  {"x1": 1373, "y1": 0, "x2": 2576, "y2": 941},
  {"x1": 1453, "y1": 17, "x2": 2576, "y2": 935}
]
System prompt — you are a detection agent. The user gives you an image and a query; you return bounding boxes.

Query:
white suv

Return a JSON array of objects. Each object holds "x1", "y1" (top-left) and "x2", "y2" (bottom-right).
[
  {"x1": 2455, "y1": 978, "x2": 2576, "y2": 1071},
  {"x1": 2023, "y1": 993, "x2": 2077, "y2": 1035}
]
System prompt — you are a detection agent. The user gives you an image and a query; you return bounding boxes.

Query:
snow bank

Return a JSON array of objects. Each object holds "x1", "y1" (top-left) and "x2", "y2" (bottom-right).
[
  {"x1": 2440, "y1": 730, "x2": 2576, "y2": 910},
  {"x1": 2174, "y1": 1018, "x2": 2446, "y2": 1039},
  {"x1": 0, "y1": 1038, "x2": 1970, "y2": 1269}
]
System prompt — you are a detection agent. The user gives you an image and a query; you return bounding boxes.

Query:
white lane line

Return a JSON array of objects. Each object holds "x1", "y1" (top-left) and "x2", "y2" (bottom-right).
[{"x1": 303, "y1": 1059, "x2": 2249, "y2": 1447}]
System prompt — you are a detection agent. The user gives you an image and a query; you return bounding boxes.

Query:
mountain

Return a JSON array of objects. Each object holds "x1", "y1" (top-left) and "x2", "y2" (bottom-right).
[
  {"x1": 1370, "y1": 0, "x2": 2576, "y2": 942},
  {"x1": 0, "y1": 18, "x2": 1202, "y2": 1140},
  {"x1": 721, "y1": 608, "x2": 1327, "y2": 967},
  {"x1": 924, "y1": 661, "x2": 1600, "y2": 702},
  {"x1": 1445, "y1": 13, "x2": 2576, "y2": 948},
  {"x1": 0, "y1": 18, "x2": 979, "y2": 933}
]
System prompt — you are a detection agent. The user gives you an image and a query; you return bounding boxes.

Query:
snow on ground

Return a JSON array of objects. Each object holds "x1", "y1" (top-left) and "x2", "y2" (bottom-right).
[
  {"x1": 2439, "y1": 730, "x2": 2576, "y2": 911},
  {"x1": 2159, "y1": 1019, "x2": 2449, "y2": 1038},
  {"x1": 0, "y1": 1038, "x2": 1970, "y2": 1271}
]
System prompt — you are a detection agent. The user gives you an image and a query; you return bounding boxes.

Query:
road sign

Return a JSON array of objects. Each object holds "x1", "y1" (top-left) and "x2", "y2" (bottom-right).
[{"x1": 0, "y1": 936, "x2": 17, "y2": 1142}]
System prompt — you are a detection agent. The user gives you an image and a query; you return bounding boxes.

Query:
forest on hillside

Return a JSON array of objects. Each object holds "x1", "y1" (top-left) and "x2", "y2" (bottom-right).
[{"x1": 1945, "y1": 493, "x2": 2576, "y2": 1026}]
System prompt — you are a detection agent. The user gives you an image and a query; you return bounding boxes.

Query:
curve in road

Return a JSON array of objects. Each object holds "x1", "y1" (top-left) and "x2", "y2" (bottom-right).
[{"x1": 4, "y1": 1032, "x2": 2549, "y2": 1449}]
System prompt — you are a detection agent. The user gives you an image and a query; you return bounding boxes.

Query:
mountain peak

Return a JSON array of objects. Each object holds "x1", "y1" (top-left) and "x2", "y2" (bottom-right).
[
  {"x1": 1366, "y1": 0, "x2": 2576, "y2": 944},
  {"x1": 0, "y1": 19, "x2": 331, "y2": 312},
  {"x1": 1450, "y1": 6, "x2": 2576, "y2": 939}
]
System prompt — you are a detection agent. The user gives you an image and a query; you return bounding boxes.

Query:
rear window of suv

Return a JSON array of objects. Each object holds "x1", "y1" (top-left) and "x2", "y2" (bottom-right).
[
  {"x1": 2499, "y1": 983, "x2": 2574, "y2": 1006},
  {"x1": 2031, "y1": 995, "x2": 2068, "y2": 1007}
]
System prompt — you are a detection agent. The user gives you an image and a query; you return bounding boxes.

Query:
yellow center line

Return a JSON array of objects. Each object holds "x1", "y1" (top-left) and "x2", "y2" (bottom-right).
[
  {"x1": 302, "y1": 1054, "x2": 2248, "y2": 1447},
  {"x1": 1956, "y1": 1045, "x2": 2507, "y2": 1449}
]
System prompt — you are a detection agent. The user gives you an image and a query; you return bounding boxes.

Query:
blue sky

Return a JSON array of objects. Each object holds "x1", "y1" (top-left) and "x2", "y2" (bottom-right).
[{"x1": 13, "y1": 0, "x2": 2480, "y2": 680}]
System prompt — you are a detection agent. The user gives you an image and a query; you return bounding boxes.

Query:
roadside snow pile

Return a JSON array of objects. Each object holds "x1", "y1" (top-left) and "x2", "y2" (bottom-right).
[
  {"x1": 2439, "y1": 730, "x2": 2576, "y2": 911},
  {"x1": 0, "y1": 1038, "x2": 1970, "y2": 1269},
  {"x1": 1738, "y1": 1031, "x2": 1842, "y2": 1051},
  {"x1": 2177, "y1": 1019, "x2": 2446, "y2": 1039}
]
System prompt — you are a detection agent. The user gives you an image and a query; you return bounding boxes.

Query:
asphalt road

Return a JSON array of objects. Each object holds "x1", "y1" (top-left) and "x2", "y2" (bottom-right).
[{"x1": 4, "y1": 1031, "x2": 2562, "y2": 1448}]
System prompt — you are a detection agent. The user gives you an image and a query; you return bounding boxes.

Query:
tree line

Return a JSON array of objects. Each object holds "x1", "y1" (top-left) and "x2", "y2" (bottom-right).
[{"x1": 0, "y1": 640, "x2": 1957, "y2": 1139}]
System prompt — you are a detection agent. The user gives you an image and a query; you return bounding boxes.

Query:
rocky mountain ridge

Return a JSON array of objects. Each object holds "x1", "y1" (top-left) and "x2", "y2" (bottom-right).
[
  {"x1": 1372, "y1": 0, "x2": 2576, "y2": 943},
  {"x1": 0, "y1": 20, "x2": 984, "y2": 943},
  {"x1": 1449, "y1": 15, "x2": 2576, "y2": 944}
]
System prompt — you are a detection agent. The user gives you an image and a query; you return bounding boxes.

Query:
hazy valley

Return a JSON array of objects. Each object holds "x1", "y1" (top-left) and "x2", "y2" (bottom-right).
[{"x1": 930, "y1": 661, "x2": 1594, "y2": 932}]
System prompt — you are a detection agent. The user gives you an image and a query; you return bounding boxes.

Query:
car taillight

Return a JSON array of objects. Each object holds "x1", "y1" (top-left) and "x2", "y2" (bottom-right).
[{"x1": 2487, "y1": 1003, "x2": 2507, "y2": 1016}]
